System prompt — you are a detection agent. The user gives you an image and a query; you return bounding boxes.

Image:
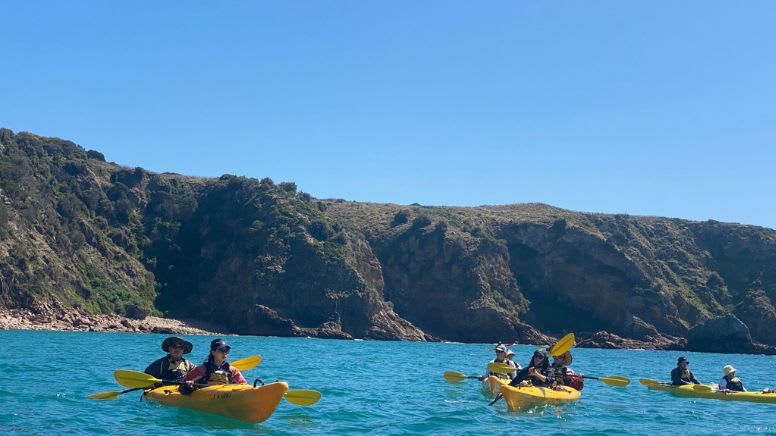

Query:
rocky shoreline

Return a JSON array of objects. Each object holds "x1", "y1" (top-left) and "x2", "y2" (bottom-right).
[{"x1": 0, "y1": 306, "x2": 226, "y2": 336}]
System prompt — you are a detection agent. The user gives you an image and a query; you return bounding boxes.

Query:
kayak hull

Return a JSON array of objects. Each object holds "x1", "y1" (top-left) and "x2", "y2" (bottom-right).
[
  {"x1": 648, "y1": 383, "x2": 776, "y2": 404},
  {"x1": 500, "y1": 385, "x2": 581, "y2": 412},
  {"x1": 144, "y1": 382, "x2": 288, "y2": 423},
  {"x1": 482, "y1": 376, "x2": 508, "y2": 396}
]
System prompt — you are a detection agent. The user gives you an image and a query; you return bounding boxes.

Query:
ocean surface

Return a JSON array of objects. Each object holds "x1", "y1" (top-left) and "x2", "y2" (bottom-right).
[{"x1": 1, "y1": 330, "x2": 775, "y2": 435}]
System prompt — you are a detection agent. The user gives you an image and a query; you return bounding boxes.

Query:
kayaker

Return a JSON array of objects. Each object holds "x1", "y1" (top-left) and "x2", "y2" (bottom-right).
[
  {"x1": 508, "y1": 348, "x2": 551, "y2": 387},
  {"x1": 506, "y1": 349, "x2": 522, "y2": 371},
  {"x1": 484, "y1": 344, "x2": 519, "y2": 380},
  {"x1": 144, "y1": 336, "x2": 195, "y2": 382},
  {"x1": 718, "y1": 365, "x2": 746, "y2": 392},
  {"x1": 549, "y1": 350, "x2": 582, "y2": 389},
  {"x1": 671, "y1": 357, "x2": 701, "y2": 386},
  {"x1": 181, "y1": 339, "x2": 247, "y2": 393}
]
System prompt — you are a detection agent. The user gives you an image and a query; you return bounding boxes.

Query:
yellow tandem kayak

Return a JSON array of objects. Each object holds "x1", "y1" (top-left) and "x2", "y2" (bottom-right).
[
  {"x1": 648, "y1": 383, "x2": 776, "y2": 404},
  {"x1": 144, "y1": 382, "x2": 288, "y2": 423},
  {"x1": 499, "y1": 384, "x2": 581, "y2": 411},
  {"x1": 482, "y1": 376, "x2": 509, "y2": 396}
]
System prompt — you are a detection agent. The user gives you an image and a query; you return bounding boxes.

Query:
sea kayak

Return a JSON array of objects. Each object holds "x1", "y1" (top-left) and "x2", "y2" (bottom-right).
[
  {"x1": 648, "y1": 383, "x2": 776, "y2": 404},
  {"x1": 499, "y1": 384, "x2": 581, "y2": 411},
  {"x1": 144, "y1": 382, "x2": 288, "y2": 423},
  {"x1": 482, "y1": 376, "x2": 509, "y2": 396}
]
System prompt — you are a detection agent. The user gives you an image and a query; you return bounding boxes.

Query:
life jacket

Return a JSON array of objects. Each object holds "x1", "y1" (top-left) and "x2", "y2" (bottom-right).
[
  {"x1": 159, "y1": 357, "x2": 193, "y2": 382},
  {"x1": 202, "y1": 357, "x2": 233, "y2": 385},
  {"x1": 726, "y1": 376, "x2": 744, "y2": 392},
  {"x1": 550, "y1": 364, "x2": 568, "y2": 386},
  {"x1": 489, "y1": 358, "x2": 517, "y2": 380},
  {"x1": 681, "y1": 368, "x2": 693, "y2": 382}
]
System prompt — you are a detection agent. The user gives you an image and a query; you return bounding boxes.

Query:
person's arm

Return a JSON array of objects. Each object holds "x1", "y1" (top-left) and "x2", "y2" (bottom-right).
[
  {"x1": 671, "y1": 368, "x2": 687, "y2": 385},
  {"x1": 183, "y1": 365, "x2": 206, "y2": 383},
  {"x1": 719, "y1": 377, "x2": 728, "y2": 391},
  {"x1": 509, "y1": 367, "x2": 530, "y2": 386},
  {"x1": 230, "y1": 367, "x2": 247, "y2": 384},
  {"x1": 690, "y1": 371, "x2": 701, "y2": 384},
  {"x1": 144, "y1": 358, "x2": 162, "y2": 378}
]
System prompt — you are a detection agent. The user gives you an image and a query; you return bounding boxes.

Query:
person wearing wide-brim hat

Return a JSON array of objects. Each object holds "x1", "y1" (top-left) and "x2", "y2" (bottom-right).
[
  {"x1": 144, "y1": 336, "x2": 196, "y2": 382},
  {"x1": 719, "y1": 365, "x2": 747, "y2": 392}
]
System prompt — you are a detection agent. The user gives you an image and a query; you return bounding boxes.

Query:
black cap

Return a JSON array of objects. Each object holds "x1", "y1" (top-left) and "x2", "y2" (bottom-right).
[
  {"x1": 210, "y1": 338, "x2": 231, "y2": 352},
  {"x1": 677, "y1": 356, "x2": 689, "y2": 364}
]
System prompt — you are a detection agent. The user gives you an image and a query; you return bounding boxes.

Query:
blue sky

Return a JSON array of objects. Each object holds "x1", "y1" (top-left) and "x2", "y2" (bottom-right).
[{"x1": 2, "y1": 1, "x2": 775, "y2": 229}]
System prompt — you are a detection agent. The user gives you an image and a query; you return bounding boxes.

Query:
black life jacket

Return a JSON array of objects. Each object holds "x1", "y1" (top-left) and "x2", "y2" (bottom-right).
[
  {"x1": 159, "y1": 357, "x2": 193, "y2": 382},
  {"x1": 727, "y1": 377, "x2": 744, "y2": 392}
]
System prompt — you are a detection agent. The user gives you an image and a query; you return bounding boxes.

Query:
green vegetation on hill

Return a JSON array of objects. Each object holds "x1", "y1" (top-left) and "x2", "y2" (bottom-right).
[{"x1": 2, "y1": 128, "x2": 776, "y2": 352}]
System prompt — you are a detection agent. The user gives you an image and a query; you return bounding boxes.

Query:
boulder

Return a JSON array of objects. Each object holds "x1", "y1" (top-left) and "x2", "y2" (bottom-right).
[{"x1": 686, "y1": 314, "x2": 756, "y2": 354}]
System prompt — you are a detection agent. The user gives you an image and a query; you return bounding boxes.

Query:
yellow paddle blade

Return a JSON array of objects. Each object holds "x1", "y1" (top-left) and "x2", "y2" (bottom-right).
[
  {"x1": 114, "y1": 369, "x2": 162, "y2": 388},
  {"x1": 231, "y1": 355, "x2": 262, "y2": 371},
  {"x1": 284, "y1": 389, "x2": 321, "y2": 406},
  {"x1": 88, "y1": 391, "x2": 122, "y2": 400},
  {"x1": 693, "y1": 384, "x2": 714, "y2": 392},
  {"x1": 549, "y1": 332, "x2": 576, "y2": 357},
  {"x1": 444, "y1": 371, "x2": 468, "y2": 382},
  {"x1": 599, "y1": 376, "x2": 630, "y2": 387},
  {"x1": 487, "y1": 362, "x2": 516, "y2": 374},
  {"x1": 639, "y1": 378, "x2": 661, "y2": 387}
]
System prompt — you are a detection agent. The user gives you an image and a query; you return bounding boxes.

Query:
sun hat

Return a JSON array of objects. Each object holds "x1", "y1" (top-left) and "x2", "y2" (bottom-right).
[
  {"x1": 723, "y1": 365, "x2": 737, "y2": 376},
  {"x1": 506, "y1": 349, "x2": 515, "y2": 357},
  {"x1": 161, "y1": 336, "x2": 193, "y2": 354}
]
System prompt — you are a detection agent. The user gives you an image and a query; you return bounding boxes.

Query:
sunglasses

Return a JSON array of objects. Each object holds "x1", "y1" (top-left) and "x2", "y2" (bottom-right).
[
  {"x1": 170, "y1": 344, "x2": 184, "y2": 349},
  {"x1": 215, "y1": 348, "x2": 231, "y2": 354}
]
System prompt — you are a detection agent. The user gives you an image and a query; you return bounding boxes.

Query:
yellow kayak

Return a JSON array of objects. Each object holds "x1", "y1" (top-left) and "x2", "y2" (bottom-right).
[
  {"x1": 648, "y1": 383, "x2": 776, "y2": 404},
  {"x1": 482, "y1": 376, "x2": 509, "y2": 396},
  {"x1": 144, "y1": 382, "x2": 288, "y2": 423},
  {"x1": 500, "y1": 384, "x2": 581, "y2": 411}
]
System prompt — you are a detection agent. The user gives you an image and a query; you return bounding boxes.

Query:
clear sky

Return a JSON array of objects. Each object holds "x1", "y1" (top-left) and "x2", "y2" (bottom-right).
[{"x1": 2, "y1": 1, "x2": 775, "y2": 229}]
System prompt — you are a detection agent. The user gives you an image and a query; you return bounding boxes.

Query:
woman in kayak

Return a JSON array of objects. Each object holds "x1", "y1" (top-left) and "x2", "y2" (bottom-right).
[
  {"x1": 483, "y1": 344, "x2": 519, "y2": 380},
  {"x1": 719, "y1": 365, "x2": 747, "y2": 392},
  {"x1": 508, "y1": 348, "x2": 551, "y2": 387},
  {"x1": 181, "y1": 339, "x2": 247, "y2": 393},
  {"x1": 144, "y1": 336, "x2": 196, "y2": 382}
]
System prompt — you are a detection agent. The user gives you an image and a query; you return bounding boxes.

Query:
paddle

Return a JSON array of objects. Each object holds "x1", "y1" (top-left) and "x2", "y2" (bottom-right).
[
  {"x1": 88, "y1": 387, "x2": 146, "y2": 400},
  {"x1": 549, "y1": 333, "x2": 575, "y2": 357},
  {"x1": 489, "y1": 332, "x2": 576, "y2": 406},
  {"x1": 692, "y1": 384, "x2": 715, "y2": 392},
  {"x1": 487, "y1": 362, "x2": 517, "y2": 374},
  {"x1": 444, "y1": 371, "x2": 483, "y2": 382},
  {"x1": 579, "y1": 375, "x2": 630, "y2": 387},
  {"x1": 284, "y1": 389, "x2": 322, "y2": 406},
  {"x1": 231, "y1": 355, "x2": 262, "y2": 371},
  {"x1": 638, "y1": 378, "x2": 664, "y2": 387},
  {"x1": 113, "y1": 369, "x2": 321, "y2": 406}
]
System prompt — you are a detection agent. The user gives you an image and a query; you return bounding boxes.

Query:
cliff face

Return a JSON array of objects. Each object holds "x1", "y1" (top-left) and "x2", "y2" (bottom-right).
[{"x1": 2, "y1": 129, "x2": 776, "y2": 353}]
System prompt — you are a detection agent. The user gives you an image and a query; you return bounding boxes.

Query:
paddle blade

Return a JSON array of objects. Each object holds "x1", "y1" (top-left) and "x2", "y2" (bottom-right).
[
  {"x1": 487, "y1": 362, "x2": 516, "y2": 374},
  {"x1": 549, "y1": 333, "x2": 576, "y2": 357},
  {"x1": 114, "y1": 370, "x2": 162, "y2": 388},
  {"x1": 285, "y1": 389, "x2": 321, "y2": 406},
  {"x1": 639, "y1": 378, "x2": 660, "y2": 387},
  {"x1": 693, "y1": 384, "x2": 714, "y2": 392},
  {"x1": 231, "y1": 355, "x2": 262, "y2": 371},
  {"x1": 88, "y1": 391, "x2": 121, "y2": 400},
  {"x1": 599, "y1": 376, "x2": 631, "y2": 387},
  {"x1": 444, "y1": 371, "x2": 468, "y2": 382}
]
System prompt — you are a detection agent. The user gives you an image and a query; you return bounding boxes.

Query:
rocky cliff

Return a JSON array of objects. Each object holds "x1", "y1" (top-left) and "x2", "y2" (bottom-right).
[{"x1": 2, "y1": 129, "x2": 775, "y2": 353}]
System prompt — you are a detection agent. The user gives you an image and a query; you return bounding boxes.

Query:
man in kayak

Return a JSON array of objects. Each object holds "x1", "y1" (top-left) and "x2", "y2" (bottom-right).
[
  {"x1": 508, "y1": 348, "x2": 551, "y2": 387},
  {"x1": 719, "y1": 365, "x2": 747, "y2": 392},
  {"x1": 144, "y1": 336, "x2": 196, "y2": 382},
  {"x1": 181, "y1": 339, "x2": 247, "y2": 393},
  {"x1": 671, "y1": 357, "x2": 701, "y2": 385},
  {"x1": 484, "y1": 344, "x2": 519, "y2": 380},
  {"x1": 548, "y1": 350, "x2": 584, "y2": 390}
]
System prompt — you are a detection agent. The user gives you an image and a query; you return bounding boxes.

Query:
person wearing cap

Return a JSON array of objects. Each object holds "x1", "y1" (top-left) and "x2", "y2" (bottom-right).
[
  {"x1": 506, "y1": 349, "x2": 522, "y2": 372},
  {"x1": 671, "y1": 357, "x2": 701, "y2": 386},
  {"x1": 508, "y1": 348, "x2": 551, "y2": 387},
  {"x1": 483, "y1": 343, "x2": 518, "y2": 380},
  {"x1": 143, "y1": 336, "x2": 195, "y2": 382},
  {"x1": 718, "y1": 365, "x2": 746, "y2": 392},
  {"x1": 182, "y1": 338, "x2": 247, "y2": 393}
]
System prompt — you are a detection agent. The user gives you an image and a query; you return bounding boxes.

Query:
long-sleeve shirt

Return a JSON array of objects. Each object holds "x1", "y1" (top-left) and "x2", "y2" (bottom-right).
[{"x1": 671, "y1": 367, "x2": 700, "y2": 385}]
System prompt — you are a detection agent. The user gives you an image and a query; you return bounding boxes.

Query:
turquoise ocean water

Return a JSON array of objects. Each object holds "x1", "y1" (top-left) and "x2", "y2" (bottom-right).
[{"x1": 1, "y1": 330, "x2": 775, "y2": 435}]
